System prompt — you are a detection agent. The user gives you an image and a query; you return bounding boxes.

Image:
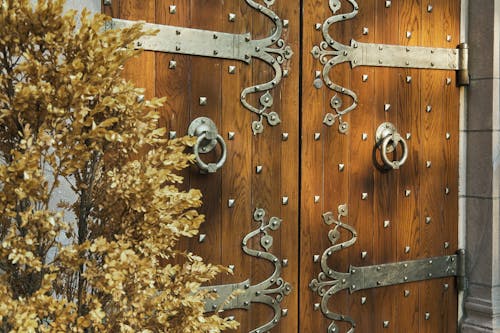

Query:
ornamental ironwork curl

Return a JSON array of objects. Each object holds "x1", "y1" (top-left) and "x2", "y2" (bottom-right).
[
  {"x1": 309, "y1": 204, "x2": 358, "y2": 333},
  {"x1": 202, "y1": 208, "x2": 292, "y2": 333},
  {"x1": 243, "y1": 0, "x2": 293, "y2": 134},
  {"x1": 311, "y1": 0, "x2": 359, "y2": 134}
]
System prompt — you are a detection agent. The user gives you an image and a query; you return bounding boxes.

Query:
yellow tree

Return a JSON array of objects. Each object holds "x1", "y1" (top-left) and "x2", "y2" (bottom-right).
[{"x1": 0, "y1": 1, "x2": 237, "y2": 331}]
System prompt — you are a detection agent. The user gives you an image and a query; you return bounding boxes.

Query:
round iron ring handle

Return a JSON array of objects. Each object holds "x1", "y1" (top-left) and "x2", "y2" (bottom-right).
[
  {"x1": 193, "y1": 133, "x2": 227, "y2": 173},
  {"x1": 381, "y1": 133, "x2": 408, "y2": 170}
]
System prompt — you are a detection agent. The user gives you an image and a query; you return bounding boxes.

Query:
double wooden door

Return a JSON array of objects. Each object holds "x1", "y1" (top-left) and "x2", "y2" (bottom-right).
[{"x1": 104, "y1": 0, "x2": 461, "y2": 332}]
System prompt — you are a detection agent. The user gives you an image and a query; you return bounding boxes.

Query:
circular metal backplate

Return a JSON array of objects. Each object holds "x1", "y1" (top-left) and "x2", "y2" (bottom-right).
[
  {"x1": 376, "y1": 122, "x2": 398, "y2": 153},
  {"x1": 188, "y1": 117, "x2": 218, "y2": 153}
]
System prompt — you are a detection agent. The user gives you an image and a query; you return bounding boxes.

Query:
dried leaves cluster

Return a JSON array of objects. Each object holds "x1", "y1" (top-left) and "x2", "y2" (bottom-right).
[{"x1": 0, "y1": 1, "x2": 237, "y2": 331}]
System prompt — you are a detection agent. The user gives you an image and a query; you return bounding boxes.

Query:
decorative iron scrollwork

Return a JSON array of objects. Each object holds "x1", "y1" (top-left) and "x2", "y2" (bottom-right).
[
  {"x1": 108, "y1": 0, "x2": 292, "y2": 135},
  {"x1": 311, "y1": 0, "x2": 360, "y2": 134},
  {"x1": 310, "y1": 204, "x2": 466, "y2": 333},
  {"x1": 202, "y1": 208, "x2": 292, "y2": 333},
  {"x1": 309, "y1": 204, "x2": 357, "y2": 333},
  {"x1": 242, "y1": 0, "x2": 293, "y2": 135}
]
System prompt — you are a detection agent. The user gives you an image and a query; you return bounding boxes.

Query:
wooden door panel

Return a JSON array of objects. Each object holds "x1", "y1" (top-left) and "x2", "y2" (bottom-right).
[
  {"x1": 105, "y1": 1, "x2": 299, "y2": 332},
  {"x1": 105, "y1": 0, "x2": 460, "y2": 332},
  {"x1": 301, "y1": 1, "x2": 461, "y2": 332}
]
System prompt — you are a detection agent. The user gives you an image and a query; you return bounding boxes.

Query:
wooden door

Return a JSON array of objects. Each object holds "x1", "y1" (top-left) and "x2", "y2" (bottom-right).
[
  {"x1": 103, "y1": 0, "x2": 461, "y2": 332},
  {"x1": 301, "y1": 1, "x2": 461, "y2": 332},
  {"x1": 103, "y1": 1, "x2": 299, "y2": 332}
]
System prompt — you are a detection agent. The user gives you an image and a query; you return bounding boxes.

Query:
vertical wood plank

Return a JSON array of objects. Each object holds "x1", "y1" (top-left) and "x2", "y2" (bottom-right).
[
  {"x1": 373, "y1": 1, "x2": 400, "y2": 331},
  {"x1": 119, "y1": 0, "x2": 155, "y2": 99},
  {"x1": 220, "y1": 0, "x2": 253, "y2": 329},
  {"x1": 300, "y1": 0, "x2": 327, "y2": 331},
  {"x1": 275, "y1": 1, "x2": 300, "y2": 332},
  {"x1": 346, "y1": 1, "x2": 376, "y2": 331},
  {"x1": 396, "y1": 1, "x2": 423, "y2": 332}
]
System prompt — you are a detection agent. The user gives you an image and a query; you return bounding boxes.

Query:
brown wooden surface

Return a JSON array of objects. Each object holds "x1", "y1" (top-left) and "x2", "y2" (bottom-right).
[
  {"x1": 107, "y1": 0, "x2": 460, "y2": 332},
  {"x1": 107, "y1": 1, "x2": 299, "y2": 332},
  {"x1": 301, "y1": 1, "x2": 461, "y2": 332}
]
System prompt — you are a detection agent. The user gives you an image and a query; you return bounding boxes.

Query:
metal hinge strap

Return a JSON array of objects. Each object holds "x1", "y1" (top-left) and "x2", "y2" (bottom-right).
[
  {"x1": 105, "y1": 0, "x2": 293, "y2": 135},
  {"x1": 310, "y1": 206, "x2": 467, "y2": 333}
]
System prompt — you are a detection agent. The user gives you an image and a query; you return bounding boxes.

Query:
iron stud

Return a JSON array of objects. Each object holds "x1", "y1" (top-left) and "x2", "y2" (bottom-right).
[
  {"x1": 362, "y1": 74, "x2": 369, "y2": 82},
  {"x1": 404, "y1": 290, "x2": 410, "y2": 297},
  {"x1": 362, "y1": 193, "x2": 368, "y2": 200},
  {"x1": 169, "y1": 60, "x2": 177, "y2": 69},
  {"x1": 444, "y1": 283, "x2": 449, "y2": 290},
  {"x1": 406, "y1": 31, "x2": 412, "y2": 39},
  {"x1": 282, "y1": 259, "x2": 289, "y2": 267},
  {"x1": 314, "y1": 195, "x2": 320, "y2": 203},
  {"x1": 315, "y1": 23, "x2": 322, "y2": 30},
  {"x1": 199, "y1": 234, "x2": 206, "y2": 243},
  {"x1": 445, "y1": 187, "x2": 450, "y2": 195},
  {"x1": 384, "y1": 104, "x2": 391, "y2": 111},
  {"x1": 361, "y1": 251, "x2": 368, "y2": 259},
  {"x1": 103, "y1": 0, "x2": 112, "y2": 5},
  {"x1": 256, "y1": 165, "x2": 263, "y2": 174},
  {"x1": 426, "y1": 105, "x2": 432, "y2": 113},
  {"x1": 362, "y1": 133, "x2": 368, "y2": 141},
  {"x1": 446, "y1": 132, "x2": 451, "y2": 140},
  {"x1": 427, "y1": 5, "x2": 433, "y2": 12},
  {"x1": 228, "y1": 65, "x2": 236, "y2": 74},
  {"x1": 169, "y1": 5, "x2": 176, "y2": 14},
  {"x1": 228, "y1": 265, "x2": 235, "y2": 272},
  {"x1": 383, "y1": 321, "x2": 390, "y2": 328},
  {"x1": 447, "y1": 35, "x2": 452, "y2": 42},
  {"x1": 282, "y1": 132, "x2": 289, "y2": 141},
  {"x1": 228, "y1": 199, "x2": 235, "y2": 208},
  {"x1": 444, "y1": 242, "x2": 450, "y2": 249},
  {"x1": 384, "y1": 220, "x2": 390, "y2": 228},
  {"x1": 169, "y1": 131, "x2": 177, "y2": 139},
  {"x1": 283, "y1": 19, "x2": 289, "y2": 28},
  {"x1": 314, "y1": 303, "x2": 320, "y2": 311},
  {"x1": 406, "y1": 133, "x2": 412, "y2": 140},
  {"x1": 405, "y1": 190, "x2": 411, "y2": 197},
  {"x1": 405, "y1": 246, "x2": 411, "y2": 254},
  {"x1": 426, "y1": 216, "x2": 432, "y2": 224},
  {"x1": 228, "y1": 132, "x2": 235, "y2": 140},
  {"x1": 228, "y1": 13, "x2": 236, "y2": 22},
  {"x1": 315, "y1": 70, "x2": 321, "y2": 78},
  {"x1": 426, "y1": 161, "x2": 432, "y2": 168},
  {"x1": 338, "y1": 164, "x2": 345, "y2": 172},
  {"x1": 199, "y1": 97, "x2": 207, "y2": 106},
  {"x1": 282, "y1": 196, "x2": 289, "y2": 205},
  {"x1": 406, "y1": 76, "x2": 412, "y2": 83},
  {"x1": 361, "y1": 296, "x2": 367, "y2": 304},
  {"x1": 314, "y1": 133, "x2": 321, "y2": 140},
  {"x1": 385, "y1": 1, "x2": 391, "y2": 7},
  {"x1": 362, "y1": 27, "x2": 369, "y2": 35},
  {"x1": 446, "y1": 77, "x2": 452, "y2": 85},
  {"x1": 313, "y1": 255, "x2": 320, "y2": 263},
  {"x1": 281, "y1": 309, "x2": 288, "y2": 317},
  {"x1": 425, "y1": 313, "x2": 430, "y2": 320}
]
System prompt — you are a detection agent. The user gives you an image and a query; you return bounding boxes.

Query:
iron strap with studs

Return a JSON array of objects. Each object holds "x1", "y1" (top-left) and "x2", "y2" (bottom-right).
[
  {"x1": 312, "y1": 0, "x2": 469, "y2": 134},
  {"x1": 310, "y1": 206, "x2": 466, "y2": 333},
  {"x1": 200, "y1": 208, "x2": 292, "y2": 333},
  {"x1": 106, "y1": 0, "x2": 293, "y2": 135}
]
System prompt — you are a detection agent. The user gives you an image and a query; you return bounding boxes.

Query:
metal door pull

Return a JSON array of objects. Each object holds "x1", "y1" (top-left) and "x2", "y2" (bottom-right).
[{"x1": 188, "y1": 117, "x2": 227, "y2": 173}]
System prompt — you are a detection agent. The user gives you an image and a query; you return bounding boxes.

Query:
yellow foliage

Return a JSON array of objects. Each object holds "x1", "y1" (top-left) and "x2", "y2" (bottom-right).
[{"x1": 0, "y1": 1, "x2": 237, "y2": 332}]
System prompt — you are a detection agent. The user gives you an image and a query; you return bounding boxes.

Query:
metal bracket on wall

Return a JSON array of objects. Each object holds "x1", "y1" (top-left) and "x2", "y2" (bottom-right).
[
  {"x1": 312, "y1": 0, "x2": 469, "y2": 134},
  {"x1": 200, "y1": 208, "x2": 292, "y2": 333},
  {"x1": 309, "y1": 205, "x2": 466, "y2": 333},
  {"x1": 106, "y1": 0, "x2": 292, "y2": 135}
]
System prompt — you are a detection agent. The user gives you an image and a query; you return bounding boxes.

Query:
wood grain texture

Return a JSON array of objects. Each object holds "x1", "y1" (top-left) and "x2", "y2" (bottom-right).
[{"x1": 108, "y1": 1, "x2": 460, "y2": 332}]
